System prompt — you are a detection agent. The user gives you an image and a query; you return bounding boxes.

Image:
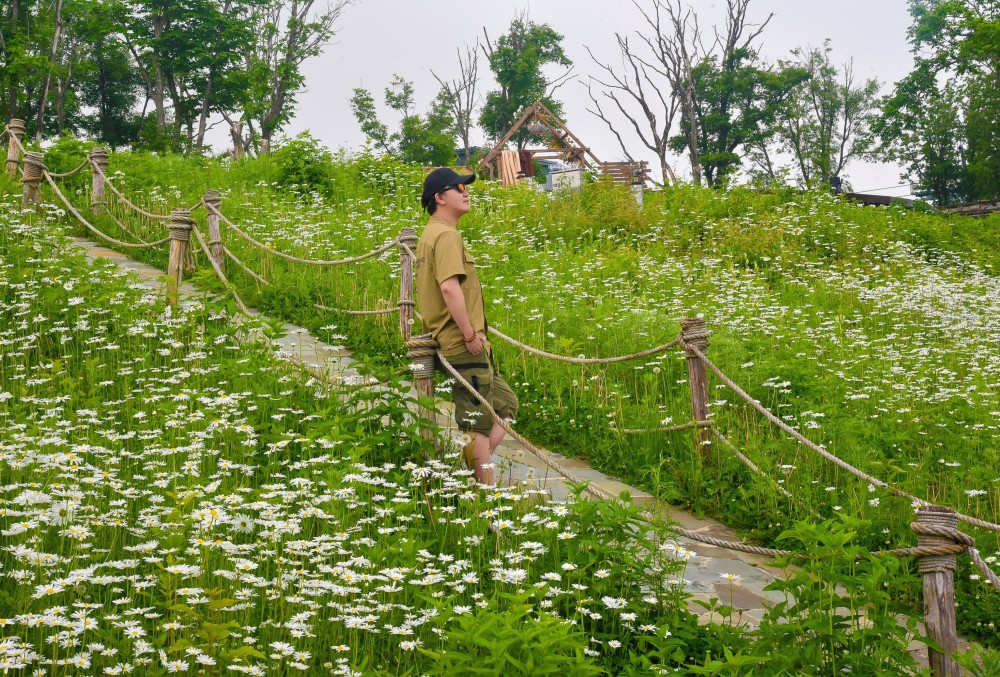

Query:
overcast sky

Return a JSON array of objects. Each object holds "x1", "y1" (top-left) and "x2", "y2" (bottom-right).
[{"x1": 270, "y1": 0, "x2": 917, "y2": 196}]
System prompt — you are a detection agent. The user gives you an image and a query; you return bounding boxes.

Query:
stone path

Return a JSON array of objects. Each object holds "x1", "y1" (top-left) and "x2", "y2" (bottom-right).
[{"x1": 72, "y1": 237, "x2": 957, "y2": 662}]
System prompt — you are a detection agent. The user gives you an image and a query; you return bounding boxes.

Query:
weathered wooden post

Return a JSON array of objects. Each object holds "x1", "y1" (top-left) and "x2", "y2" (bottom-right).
[
  {"x1": 21, "y1": 151, "x2": 44, "y2": 208},
  {"x1": 914, "y1": 506, "x2": 962, "y2": 677},
  {"x1": 204, "y1": 190, "x2": 224, "y2": 272},
  {"x1": 398, "y1": 226, "x2": 418, "y2": 341},
  {"x1": 407, "y1": 333, "x2": 438, "y2": 443},
  {"x1": 5, "y1": 119, "x2": 25, "y2": 178},
  {"x1": 166, "y1": 209, "x2": 193, "y2": 307},
  {"x1": 681, "y1": 316, "x2": 712, "y2": 456},
  {"x1": 89, "y1": 147, "x2": 109, "y2": 215}
]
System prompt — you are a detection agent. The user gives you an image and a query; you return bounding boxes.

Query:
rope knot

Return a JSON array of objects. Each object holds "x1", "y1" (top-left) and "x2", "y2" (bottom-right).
[
  {"x1": 680, "y1": 317, "x2": 711, "y2": 352},
  {"x1": 22, "y1": 152, "x2": 45, "y2": 182},
  {"x1": 6, "y1": 119, "x2": 25, "y2": 137},
  {"x1": 406, "y1": 333, "x2": 438, "y2": 379},
  {"x1": 913, "y1": 506, "x2": 963, "y2": 574},
  {"x1": 168, "y1": 209, "x2": 194, "y2": 242},
  {"x1": 88, "y1": 147, "x2": 109, "y2": 169},
  {"x1": 203, "y1": 189, "x2": 222, "y2": 208}
]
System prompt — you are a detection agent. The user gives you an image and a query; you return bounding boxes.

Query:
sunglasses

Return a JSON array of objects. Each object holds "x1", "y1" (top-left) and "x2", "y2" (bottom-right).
[{"x1": 440, "y1": 183, "x2": 468, "y2": 195}]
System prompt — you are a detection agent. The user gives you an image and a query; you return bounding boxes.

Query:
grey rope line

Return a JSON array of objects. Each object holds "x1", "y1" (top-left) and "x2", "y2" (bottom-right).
[
  {"x1": 45, "y1": 157, "x2": 90, "y2": 178},
  {"x1": 398, "y1": 240, "x2": 416, "y2": 261},
  {"x1": 616, "y1": 420, "x2": 708, "y2": 434},
  {"x1": 6, "y1": 130, "x2": 25, "y2": 153},
  {"x1": 90, "y1": 160, "x2": 172, "y2": 221},
  {"x1": 315, "y1": 302, "x2": 399, "y2": 316},
  {"x1": 44, "y1": 171, "x2": 170, "y2": 249},
  {"x1": 711, "y1": 427, "x2": 796, "y2": 501},
  {"x1": 680, "y1": 337, "x2": 1000, "y2": 534},
  {"x1": 488, "y1": 325, "x2": 683, "y2": 364},
  {"x1": 223, "y1": 246, "x2": 270, "y2": 286},
  {"x1": 205, "y1": 201, "x2": 400, "y2": 266},
  {"x1": 191, "y1": 223, "x2": 252, "y2": 315},
  {"x1": 434, "y1": 338, "x2": 999, "y2": 587},
  {"x1": 675, "y1": 523, "x2": 998, "y2": 588},
  {"x1": 105, "y1": 207, "x2": 149, "y2": 244}
]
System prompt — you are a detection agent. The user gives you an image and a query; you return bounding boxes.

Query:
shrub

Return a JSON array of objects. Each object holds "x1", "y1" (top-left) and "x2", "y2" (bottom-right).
[{"x1": 272, "y1": 132, "x2": 334, "y2": 197}]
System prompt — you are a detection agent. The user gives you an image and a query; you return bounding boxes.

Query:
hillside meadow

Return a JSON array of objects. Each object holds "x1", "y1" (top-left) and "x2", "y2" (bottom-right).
[{"x1": 2, "y1": 136, "x2": 1000, "y2": 664}]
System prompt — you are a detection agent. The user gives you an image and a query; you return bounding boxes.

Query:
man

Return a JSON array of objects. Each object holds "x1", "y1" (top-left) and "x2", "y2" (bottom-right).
[{"x1": 415, "y1": 167, "x2": 518, "y2": 486}]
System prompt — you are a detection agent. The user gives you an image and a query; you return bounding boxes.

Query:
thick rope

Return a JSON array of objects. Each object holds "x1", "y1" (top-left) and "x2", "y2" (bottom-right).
[
  {"x1": 105, "y1": 208, "x2": 149, "y2": 244},
  {"x1": 205, "y1": 201, "x2": 399, "y2": 266},
  {"x1": 711, "y1": 427, "x2": 796, "y2": 501},
  {"x1": 437, "y1": 339, "x2": 989, "y2": 574},
  {"x1": 191, "y1": 223, "x2": 251, "y2": 315},
  {"x1": 223, "y1": 246, "x2": 270, "y2": 286},
  {"x1": 45, "y1": 157, "x2": 90, "y2": 178},
  {"x1": 6, "y1": 129, "x2": 26, "y2": 155},
  {"x1": 674, "y1": 523, "x2": 999, "y2": 589},
  {"x1": 617, "y1": 420, "x2": 708, "y2": 435},
  {"x1": 489, "y1": 325, "x2": 683, "y2": 364},
  {"x1": 89, "y1": 160, "x2": 172, "y2": 221},
  {"x1": 680, "y1": 338, "x2": 1000, "y2": 534},
  {"x1": 44, "y1": 171, "x2": 169, "y2": 249},
  {"x1": 316, "y1": 302, "x2": 398, "y2": 316}
]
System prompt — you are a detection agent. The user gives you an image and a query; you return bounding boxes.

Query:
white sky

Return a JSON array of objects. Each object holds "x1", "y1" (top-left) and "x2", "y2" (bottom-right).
[{"x1": 271, "y1": 0, "x2": 917, "y2": 196}]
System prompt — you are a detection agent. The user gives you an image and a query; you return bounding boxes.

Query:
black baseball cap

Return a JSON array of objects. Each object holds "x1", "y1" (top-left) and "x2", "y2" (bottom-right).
[{"x1": 421, "y1": 167, "x2": 475, "y2": 211}]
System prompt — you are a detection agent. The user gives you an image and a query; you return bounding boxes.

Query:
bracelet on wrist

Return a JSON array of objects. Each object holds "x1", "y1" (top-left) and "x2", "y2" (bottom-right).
[{"x1": 464, "y1": 332, "x2": 477, "y2": 343}]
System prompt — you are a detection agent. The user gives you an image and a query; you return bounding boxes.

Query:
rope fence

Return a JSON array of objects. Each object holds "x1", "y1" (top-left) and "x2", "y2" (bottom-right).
[
  {"x1": 680, "y1": 336, "x2": 1000, "y2": 535},
  {"x1": 22, "y1": 138, "x2": 1000, "y2": 539},
  {"x1": 316, "y1": 302, "x2": 399, "y2": 316},
  {"x1": 89, "y1": 159, "x2": 173, "y2": 221},
  {"x1": 43, "y1": 171, "x2": 170, "y2": 249},
  {"x1": 203, "y1": 200, "x2": 400, "y2": 266},
  {"x1": 11, "y1": 128, "x2": 1000, "y2": 675},
  {"x1": 224, "y1": 246, "x2": 271, "y2": 286},
  {"x1": 45, "y1": 157, "x2": 90, "y2": 179}
]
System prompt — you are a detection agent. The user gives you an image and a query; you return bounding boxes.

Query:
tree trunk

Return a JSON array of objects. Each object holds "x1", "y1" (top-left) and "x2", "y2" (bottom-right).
[
  {"x1": 151, "y1": 14, "x2": 167, "y2": 129},
  {"x1": 4, "y1": 0, "x2": 21, "y2": 122},
  {"x1": 682, "y1": 64, "x2": 702, "y2": 186},
  {"x1": 195, "y1": 71, "x2": 214, "y2": 150},
  {"x1": 34, "y1": 0, "x2": 63, "y2": 143},
  {"x1": 55, "y1": 42, "x2": 75, "y2": 136}
]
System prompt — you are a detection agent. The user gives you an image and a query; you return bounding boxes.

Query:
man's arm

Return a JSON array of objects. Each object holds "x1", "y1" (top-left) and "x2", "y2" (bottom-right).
[{"x1": 440, "y1": 276, "x2": 484, "y2": 356}]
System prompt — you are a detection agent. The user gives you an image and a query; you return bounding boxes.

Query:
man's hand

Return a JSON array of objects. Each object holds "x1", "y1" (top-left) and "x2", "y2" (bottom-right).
[{"x1": 465, "y1": 332, "x2": 484, "y2": 356}]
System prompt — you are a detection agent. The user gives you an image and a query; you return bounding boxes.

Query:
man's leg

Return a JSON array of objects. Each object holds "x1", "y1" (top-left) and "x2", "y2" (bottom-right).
[
  {"x1": 470, "y1": 431, "x2": 495, "y2": 485},
  {"x1": 488, "y1": 422, "x2": 505, "y2": 452}
]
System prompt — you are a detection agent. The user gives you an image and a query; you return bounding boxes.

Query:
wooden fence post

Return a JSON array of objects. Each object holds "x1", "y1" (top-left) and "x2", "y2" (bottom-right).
[
  {"x1": 914, "y1": 506, "x2": 962, "y2": 677},
  {"x1": 398, "y1": 226, "x2": 418, "y2": 341},
  {"x1": 22, "y1": 151, "x2": 44, "y2": 208},
  {"x1": 407, "y1": 333, "x2": 438, "y2": 443},
  {"x1": 681, "y1": 316, "x2": 712, "y2": 456},
  {"x1": 166, "y1": 209, "x2": 193, "y2": 307},
  {"x1": 89, "y1": 147, "x2": 109, "y2": 215},
  {"x1": 5, "y1": 119, "x2": 24, "y2": 178},
  {"x1": 204, "y1": 190, "x2": 224, "y2": 272}
]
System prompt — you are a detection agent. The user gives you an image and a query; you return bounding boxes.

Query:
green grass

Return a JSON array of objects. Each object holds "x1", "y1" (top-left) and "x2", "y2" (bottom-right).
[{"x1": 17, "y1": 136, "x2": 1000, "y2": 647}]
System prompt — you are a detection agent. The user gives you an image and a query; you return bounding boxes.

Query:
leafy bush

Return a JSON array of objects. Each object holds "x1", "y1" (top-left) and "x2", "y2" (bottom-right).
[{"x1": 272, "y1": 132, "x2": 334, "y2": 197}]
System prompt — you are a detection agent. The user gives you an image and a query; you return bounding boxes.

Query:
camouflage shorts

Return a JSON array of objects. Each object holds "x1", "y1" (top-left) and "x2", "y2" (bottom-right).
[{"x1": 447, "y1": 350, "x2": 519, "y2": 436}]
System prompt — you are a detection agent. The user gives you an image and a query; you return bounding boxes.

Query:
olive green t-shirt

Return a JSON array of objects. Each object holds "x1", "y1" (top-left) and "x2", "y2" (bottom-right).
[{"x1": 415, "y1": 216, "x2": 486, "y2": 356}]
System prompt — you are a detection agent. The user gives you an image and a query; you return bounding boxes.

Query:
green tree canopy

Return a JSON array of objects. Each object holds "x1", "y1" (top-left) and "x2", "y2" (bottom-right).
[
  {"x1": 350, "y1": 75, "x2": 456, "y2": 167},
  {"x1": 479, "y1": 16, "x2": 573, "y2": 149},
  {"x1": 874, "y1": 0, "x2": 1000, "y2": 204}
]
